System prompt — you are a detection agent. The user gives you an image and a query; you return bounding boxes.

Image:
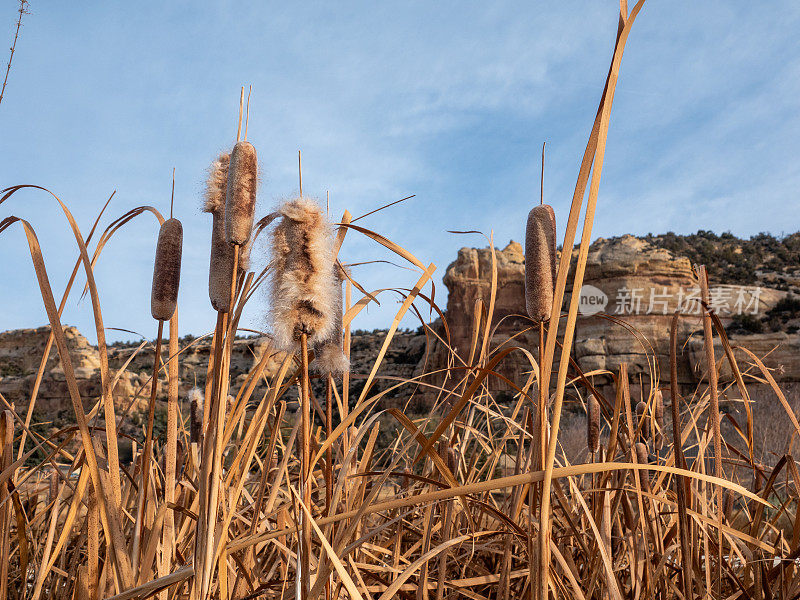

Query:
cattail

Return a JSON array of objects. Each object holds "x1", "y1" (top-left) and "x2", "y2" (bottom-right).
[
  {"x1": 204, "y1": 153, "x2": 236, "y2": 312},
  {"x1": 636, "y1": 400, "x2": 650, "y2": 442},
  {"x1": 269, "y1": 198, "x2": 338, "y2": 351},
  {"x1": 189, "y1": 387, "x2": 203, "y2": 446},
  {"x1": 312, "y1": 264, "x2": 348, "y2": 376},
  {"x1": 48, "y1": 470, "x2": 59, "y2": 505},
  {"x1": 175, "y1": 439, "x2": 185, "y2": 477},
  {"x1": 446, "y1": 447, "x2": 458, "y2": 475},
  {"x1": 150, "y1": 218, "x2": 183, "y2": 321},
  {"x1": 225, "y1": 141, "x2": 258, "y2": 246},
  {"x1": 587, "y1": 394, "x2": 600, "y2": 454},
  {"x1": 635, "y1": 442, "x2": 650, "y2": 490},
  {"x1": 524, "y1": 204, "x2": 557, "y2": 321}
]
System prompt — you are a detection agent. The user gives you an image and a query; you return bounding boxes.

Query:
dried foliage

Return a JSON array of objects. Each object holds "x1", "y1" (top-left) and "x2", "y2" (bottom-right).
[{"x1": 2, "y1": 3, "x2": 799, "y2": 599}]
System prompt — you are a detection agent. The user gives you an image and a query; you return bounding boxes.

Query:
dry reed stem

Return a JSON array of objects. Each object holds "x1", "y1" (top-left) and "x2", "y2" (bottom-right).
[
  {"x1": 699, "y1": 264, "x2": 724, "y2": 597},
  {"x1": 669, "y1": 313, "x2": 694, "y2": 599},
  {"x1": 132, "y1": 320, "x2": 164, "y2": 572},
  {"x1": 538, "y1": 5, "x2": 646, "y2": 598}
]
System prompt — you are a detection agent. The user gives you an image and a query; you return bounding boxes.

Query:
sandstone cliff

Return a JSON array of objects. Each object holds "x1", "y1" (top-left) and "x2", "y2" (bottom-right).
[{"x1": 435, "y1": 235, "x2": 797, "y2": 398}]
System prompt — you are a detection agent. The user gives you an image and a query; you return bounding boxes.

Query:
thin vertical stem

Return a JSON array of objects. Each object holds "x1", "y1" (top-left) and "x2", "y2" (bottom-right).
[
  {"x1": 133, "y1": 318, "x2": 164, "y2": 571},
  {"x1": 236, "y1": 87, "x2": 244, "y2": 142},
  {"x1": 325, "y1": 374, "x2": 333, "y2": 600},
  {"x1": 540, "y1": 141, "x2": 546, "y2": 206},
  {"x1": 244, "y1": 85, "x2": 252, "y2": 141},
  {"x1": 300, "y1": 333, "x2": 311, "y2": 600},
  {"x1": 699, "y1": 265, "x2": 723, "y2": 598},
  {"x1": 298, "y1": 151, "x2": 303, "y2": 197},
  {"x1": 670, "y1": 313, "x2": 693, "y2": 600}
]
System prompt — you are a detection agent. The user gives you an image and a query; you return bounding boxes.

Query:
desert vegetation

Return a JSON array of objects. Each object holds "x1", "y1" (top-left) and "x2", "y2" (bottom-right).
[{"x1": 2, "y1": 2, "x2": 800, "y2": 599}]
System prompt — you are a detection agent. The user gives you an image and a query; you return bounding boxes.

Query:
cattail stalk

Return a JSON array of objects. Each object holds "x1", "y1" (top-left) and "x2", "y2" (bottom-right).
[
  {"x1": 699, "y1": 264, "x2": 723, "y2": 597},
  {"x1": 588, "y1": 394, "x2": 600, "y2": 455},
  {"x1": 198, "y1": 132, "x2": 257, "y2": 597},
  {"x1": 189, "y1": 388, "x2": 204, "y2": 447},
  {"x1": 135, "y1": 216, "x2": 182, "y2": 570},
  {"x1": 299, "y1": 333, "x2": 312, "y2": 600},
  {"x1": 635, "y1": 442, "x2": 650, "y2": 491},
  {"x1": 269, "y1": 197, "x2": 337, "y2": 600},
  {"x1": 525, "y1": 202, "x2": 556, "y2": 599},
  {"x1": 670, "y1": 313, "x2": 693, "y2": 599}
]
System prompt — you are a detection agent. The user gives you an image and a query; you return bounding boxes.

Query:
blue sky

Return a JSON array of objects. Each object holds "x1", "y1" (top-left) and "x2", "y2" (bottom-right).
[{"x1": 1, "y1": 2, "x2": 799, "y2": 343}]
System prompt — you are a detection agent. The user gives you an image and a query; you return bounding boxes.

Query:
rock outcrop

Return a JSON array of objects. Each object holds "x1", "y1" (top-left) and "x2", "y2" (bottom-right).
[{"x1": 434, "y1": 235, "x2": 798, "y2": 398}]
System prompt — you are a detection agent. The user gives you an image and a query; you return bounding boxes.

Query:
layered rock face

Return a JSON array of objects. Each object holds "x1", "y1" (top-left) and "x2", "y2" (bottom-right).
[
  {"x1": 435, "y1": 241, "x2": 554, "y2": 394},
  {"x1": 0, "y1": 326, "x2": 132, "y2": 414},
  {"x1": 435, "y1": 235, "x2": 797, "y2": 397},
  {"x1": 0, "y1": 326, "x2": 429, "y2": 420}
]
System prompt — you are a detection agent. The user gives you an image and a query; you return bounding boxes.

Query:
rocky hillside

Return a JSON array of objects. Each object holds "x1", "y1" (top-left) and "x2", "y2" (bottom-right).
[
  {"x1": 645, "y1": 230, "x2": 800, "y2": 290},
  {"x1": 427, "y1": 233, "x2": 800, "y2": 401},
  {"x1": 2, "y1": 232, "x2": 798, "y2": 432},
  {"x1": 0, "y1": 325, "x2": 429, "y2": 415}
]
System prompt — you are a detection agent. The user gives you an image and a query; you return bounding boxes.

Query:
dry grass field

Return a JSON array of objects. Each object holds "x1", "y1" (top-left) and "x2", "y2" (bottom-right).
[{"x1": 2, "y1": 2, "x2": 799, "y2": 599}]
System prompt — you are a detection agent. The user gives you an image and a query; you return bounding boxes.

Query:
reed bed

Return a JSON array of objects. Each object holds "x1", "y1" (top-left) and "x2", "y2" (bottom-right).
[{"x1": 2, "y1": 2, "x2": 800, "y2": 599}]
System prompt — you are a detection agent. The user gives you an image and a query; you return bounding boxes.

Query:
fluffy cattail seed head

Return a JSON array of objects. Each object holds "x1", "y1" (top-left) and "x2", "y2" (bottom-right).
[
  {"x1": 204, "y1": 153, "x2": 236, "y2": 312},
  {"x1": 312, "y1": 264, "x2": 349, "y2": 376},
  {"x1": 525, "y1": 204, "x2": 557, "y2": 321},
  {"x1": 189, "y1": 388, "x2": 203, "y2": 446},
  {"x1": 269, "y1": 198, "x2": 338, "y2": 351},
  {"x1": 636, "y1": 400, "x2": 650, "y2": 442},
  {"x1": 587, "y1": 394, "x2": 600, "y2": 453},
  {"x1": 225, "y1": 141, "x2": 258, "y2": 245},
  {"x1": 635, "y1": 442, "x2": 650, "y2": 490},
  {"x1": 151, "y1": 218, "x2": 183, "y2": 321}
]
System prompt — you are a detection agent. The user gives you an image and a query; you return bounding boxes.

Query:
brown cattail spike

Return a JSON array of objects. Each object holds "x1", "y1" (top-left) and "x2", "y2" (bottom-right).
[
  {"x1": 269, "y1": 198, "x2": 338, "y2": 351},
  {"x1": 225, "y1": 141, "x2": 258, "y2": 245},
  {"x1": 204, "y1": 153, "x2": 236, "y2": 312},
  {"x1": 151, "y1": 218, "x2": 183, "y2": 321},
  {"x1": 635, "y1": 442, "x2": 650, "y2": 490},
  {"x1": 587, "y1": 394, "x2": 600, "y2": 454},
  {"x1": 189, "y1": 388, "x2": 203, "y2": 446},
  {"x1": 525, "y1": 204, "x2": 557, "y2": 321}
]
